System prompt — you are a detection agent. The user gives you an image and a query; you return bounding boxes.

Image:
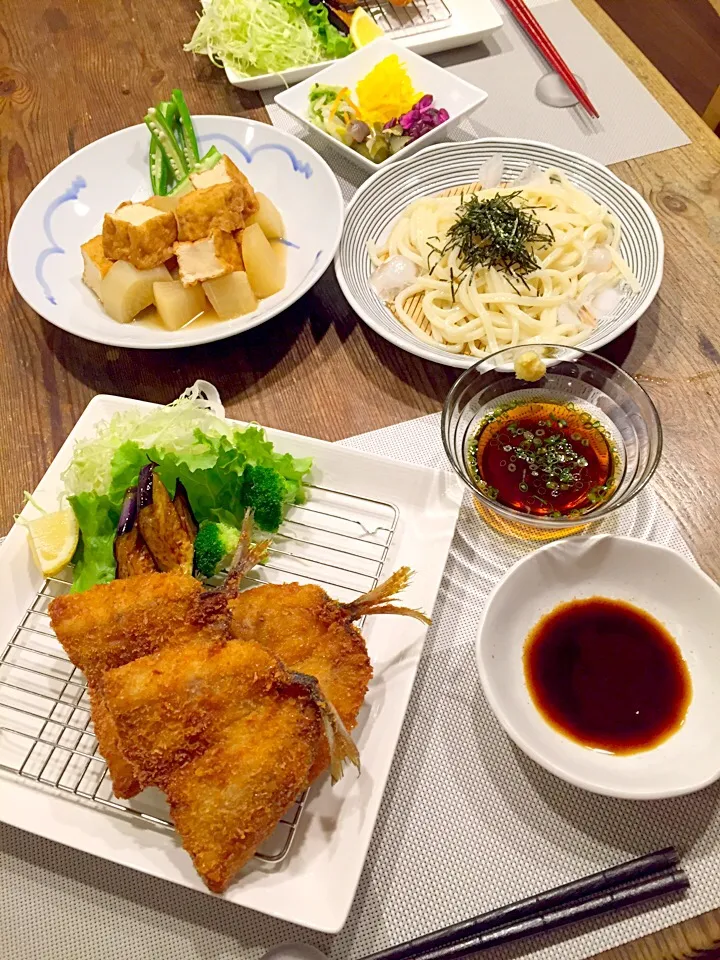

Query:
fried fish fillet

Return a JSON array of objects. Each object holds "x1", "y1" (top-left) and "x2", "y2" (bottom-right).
[
  {"x1": 229, "y1": 567, "x2": 430, "y2": 777},
  {"x1": 102, "y1": 638, "x2": 358, "y2": 891},
  {"x1": 49, "y1": 572, "x2": 231, "y2": 797}
]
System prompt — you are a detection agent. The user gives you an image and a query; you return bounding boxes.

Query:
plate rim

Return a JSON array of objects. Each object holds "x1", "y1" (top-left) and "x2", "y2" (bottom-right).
[
  {"x1": 334, "y1": 137, "x2": 665, "y2": 369},
  {"x1": 8, "y1": 116, "x2": 345, "y2": 351},
  {"x1": 474, "y1": 533, "x2": 720, "y2": 801}
]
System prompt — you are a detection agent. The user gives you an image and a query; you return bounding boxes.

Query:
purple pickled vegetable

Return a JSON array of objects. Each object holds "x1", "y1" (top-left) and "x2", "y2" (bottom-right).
[
  {"x1": 138, "y1": 463, "x2": 156, "y2": 510},
  {"x1": 396, "y1": 95, "x2": 450, "y2": 143},
  {"x1": 117, "y1": 486, "x2": 138, "y2": 536}
]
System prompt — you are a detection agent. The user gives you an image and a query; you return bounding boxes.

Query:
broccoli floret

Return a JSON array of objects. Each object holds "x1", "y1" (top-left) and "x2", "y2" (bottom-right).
[
  {"x1": 193, "y1": 520, "x2": 241, "y2": 579},
  {"x1": 240, "y1": 465, "x2": 287, "y2": 532}
]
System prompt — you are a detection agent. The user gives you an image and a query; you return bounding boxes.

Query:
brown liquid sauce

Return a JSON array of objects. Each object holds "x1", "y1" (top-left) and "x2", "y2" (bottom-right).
[
  {"x1": 524, "y1": 597, "x2": 692, "y2": 754},
  {"x1": 136, "y1": 241, "x2": 288, "y2": 332},
  {"x1": 469, "y1": 401, "x2": 617, "y2": 517}
]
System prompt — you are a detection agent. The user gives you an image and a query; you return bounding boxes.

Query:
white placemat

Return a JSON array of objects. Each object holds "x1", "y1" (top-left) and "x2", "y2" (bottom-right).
[
  {"x1": 3, "y1": 412, "x2": 720, "y2": 960},
  {"x1": 262, "y1": 0, "x2": 689, "y2": 203}
]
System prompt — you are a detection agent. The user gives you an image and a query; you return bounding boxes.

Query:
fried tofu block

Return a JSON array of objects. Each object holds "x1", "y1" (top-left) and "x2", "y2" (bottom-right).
[
  {"x1": 81, "y1": 235, "x2": 114, "y2": 300},
  {"x1": 145, "y1": 194, "x2": 182, "y2": 214},
  {"x1": 103, "y1": 202, "x2": 177, "y2": 269},
  {"x1": 190, "y1": 155, "x2": 260, "y2": 218},
  {"x1": 175, "y1": 181, "x2": 246, "y2": 242},
  {"x1": 176, "y1": 230, "x2": 243, "y2": 287}
]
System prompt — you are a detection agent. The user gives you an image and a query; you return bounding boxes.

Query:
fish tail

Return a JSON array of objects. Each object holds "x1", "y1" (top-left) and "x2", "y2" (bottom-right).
[
  {"x1": 343, "y1": 567, "x2": 431, "y2": 625},
  {"x1": 289, "y1": 671, "x2": 360, "y2": 784},
  {"x1": 224, "y1": 508, "x2": 272, "y2": 594}
]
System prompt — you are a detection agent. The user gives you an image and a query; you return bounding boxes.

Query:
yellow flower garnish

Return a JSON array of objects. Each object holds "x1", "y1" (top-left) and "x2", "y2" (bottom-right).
[{"x1": 355, "y1": 55, "x2": 422, "y2": 124}]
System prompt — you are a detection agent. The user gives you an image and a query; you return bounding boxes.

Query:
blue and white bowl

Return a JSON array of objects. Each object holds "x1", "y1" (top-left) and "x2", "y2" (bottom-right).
[
  {"x1": 8, "y1": 116, "x2": 344, "y2": 349},
  {"x1": 335, "y1": 139, "x2": 664, "y2": 368}
]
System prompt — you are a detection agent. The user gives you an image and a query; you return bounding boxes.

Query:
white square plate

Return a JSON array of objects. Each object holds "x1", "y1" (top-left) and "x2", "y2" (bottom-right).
[
  {"x1": 0, "y1": 394, "x2": 463, "y2": 933},
  {"x1": 274, "y1": 38, "x2": 488, "y2": 173}
]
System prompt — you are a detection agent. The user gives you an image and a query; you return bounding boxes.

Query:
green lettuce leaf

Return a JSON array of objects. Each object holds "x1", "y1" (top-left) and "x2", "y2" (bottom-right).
[
  {"x1": 275, "y1": 0, "x2": 353, "y2": 59},
  {"x1": 68, "y1": 493, "x2": 119, "y2": 593}
]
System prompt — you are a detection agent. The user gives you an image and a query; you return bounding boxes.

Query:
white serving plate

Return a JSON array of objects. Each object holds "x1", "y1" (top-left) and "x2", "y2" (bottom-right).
[
  {"x1": 225, "y1": 0, "x2": 502, "y2": 90},
  {"x1": 7, "y1": 117, "x2": 343, "y2": 350},
  {"x1": 476, "y1": 535, "x2": 720, "y2": 801},
  {"x1": 274, "y1": 38, "x2": 487, "y2": 174},
  {"x1": 335, "y1": 138, "x2": 664, "y2": 368},
  {"x1": 0, "y1": 394, "x2": 463, "y2": 933}
]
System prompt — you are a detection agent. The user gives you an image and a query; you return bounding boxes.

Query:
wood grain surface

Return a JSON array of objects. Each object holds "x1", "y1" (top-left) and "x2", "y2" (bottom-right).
[{"x1": 1, "y1": 1, "x2": 720, "y2": 958}]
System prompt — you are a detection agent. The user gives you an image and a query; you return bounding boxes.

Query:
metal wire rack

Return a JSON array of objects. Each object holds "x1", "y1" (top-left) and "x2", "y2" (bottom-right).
[
  {"x1": 0, "y1": 485, "x2": 399, "y2": 864},
  {"x1": 359, "y1": 0, "x2": 452, "y2": 39}
]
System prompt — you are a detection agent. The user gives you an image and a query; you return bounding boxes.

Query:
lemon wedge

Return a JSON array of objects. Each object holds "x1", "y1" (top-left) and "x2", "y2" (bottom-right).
[
  {"x1": 26, "y1": 507, "x2": 79, "y2": 577},
  {"x1": 350, "y1": 8, "x2": 384, "y2": 48}
]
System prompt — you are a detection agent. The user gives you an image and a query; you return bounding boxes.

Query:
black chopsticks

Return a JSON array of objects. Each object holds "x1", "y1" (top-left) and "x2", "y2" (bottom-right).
[{"x1": 361, "y1": 849, "x2": 687, "y2": 960}]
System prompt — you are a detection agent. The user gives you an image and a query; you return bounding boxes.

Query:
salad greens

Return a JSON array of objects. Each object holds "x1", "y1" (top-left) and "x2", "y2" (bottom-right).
[
  {"x1": 184, "y1": 0, "x2": 352, "y2": 80},
  {"x1": 63, "y1": 382, "x2": 312, "y2": 592},
  {"x1": 144, "y1": 90, "x2": 221, "y2": 196}
]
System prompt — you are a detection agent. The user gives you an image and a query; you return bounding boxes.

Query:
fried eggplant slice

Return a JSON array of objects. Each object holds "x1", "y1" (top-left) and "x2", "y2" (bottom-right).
[
  {"x1": 173, "y1": 481, "x2": 198, "y2": 542},
  {"x1": 137, "y1": 465, "x2": 195, "y2": 574},
  {"x1": 114, "y1": 486, "x2": 157, "y2": 579}
]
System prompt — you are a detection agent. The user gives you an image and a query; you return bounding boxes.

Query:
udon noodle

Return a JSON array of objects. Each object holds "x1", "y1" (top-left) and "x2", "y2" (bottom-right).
[{"x1": 368, "y1": 169, "x2": 640, "y2": 358}]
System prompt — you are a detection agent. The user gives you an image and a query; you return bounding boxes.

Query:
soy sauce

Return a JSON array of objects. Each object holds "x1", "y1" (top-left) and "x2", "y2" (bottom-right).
[
  {"x1": 524, "y1": 598, "x2": 692, "y2": 754},
  {"x1": 468, "y1": 400, "x2": 617, "y2": 517}
]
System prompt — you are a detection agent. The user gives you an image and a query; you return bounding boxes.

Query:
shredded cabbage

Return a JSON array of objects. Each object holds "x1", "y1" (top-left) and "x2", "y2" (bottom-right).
[
  {"x1": 63, "y1": 381, "x2": 232, "y2": 498},
  {"x1": 185, "y1": 0, "x2": 352, "y2": 79}
]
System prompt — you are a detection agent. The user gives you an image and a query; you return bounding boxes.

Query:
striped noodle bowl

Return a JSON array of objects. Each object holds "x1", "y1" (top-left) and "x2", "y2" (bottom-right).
[{"x1": 334, "y1": 139, "x2": 664, "y2": 369}]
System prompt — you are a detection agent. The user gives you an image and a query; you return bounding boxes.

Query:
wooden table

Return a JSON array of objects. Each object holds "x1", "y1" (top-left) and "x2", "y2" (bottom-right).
[{"x1": 1, "y1": 0, "x2": 720, "y2": 957}]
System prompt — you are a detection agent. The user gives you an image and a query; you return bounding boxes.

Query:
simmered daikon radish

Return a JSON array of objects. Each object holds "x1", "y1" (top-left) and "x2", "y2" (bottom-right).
[
  {"x1": 203, "y1": 271, "x2": 258, "y2": 319},
  {"x1": 245, "y1": 193, "x2": 284, "y2": 240},
  {"x1": 101, "y1": 261, "x2": 171, "y2": 324},
  {"x1": 241, "y1": 224, "x2": 285, "y2": 299},
  {"x1": 154, "y1": 280, "x2": 207, "y2": 330}
]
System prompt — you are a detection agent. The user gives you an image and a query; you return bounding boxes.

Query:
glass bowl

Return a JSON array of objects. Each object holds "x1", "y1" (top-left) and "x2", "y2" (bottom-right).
[{"x1": 441, "y1": 345, "x2": 663, "y2": 538}]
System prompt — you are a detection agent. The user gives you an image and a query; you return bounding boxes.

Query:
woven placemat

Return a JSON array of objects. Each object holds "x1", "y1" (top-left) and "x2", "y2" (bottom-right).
[{"x1": 2, "y1": 411, "x2": 719, "y2": 960}]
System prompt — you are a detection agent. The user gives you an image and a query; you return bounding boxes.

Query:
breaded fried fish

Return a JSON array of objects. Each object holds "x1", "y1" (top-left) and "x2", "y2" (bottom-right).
[
  {"x1": 102, "y1": 638, "x2": 358, "y2": 891},
  {"x1": 49, "y1": 572, "x2": 230, "y2": 796},
  {"x1": 228, "y1": 567, "x2": 430, "y2": 777}
]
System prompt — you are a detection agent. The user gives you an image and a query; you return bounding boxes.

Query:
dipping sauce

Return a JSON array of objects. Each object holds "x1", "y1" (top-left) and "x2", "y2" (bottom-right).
[
  {"x1": 524, "y1": 597, "x2": 692, "y2": 754},
  {"x1": 468, "y1": 400, "x2": 618, "y2": 517}
]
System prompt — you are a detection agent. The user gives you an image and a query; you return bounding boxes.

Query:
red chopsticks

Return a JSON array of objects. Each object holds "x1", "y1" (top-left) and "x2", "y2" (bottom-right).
[{"x1": 502, "y1": 0, "x2": 600, "y2": 119}]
